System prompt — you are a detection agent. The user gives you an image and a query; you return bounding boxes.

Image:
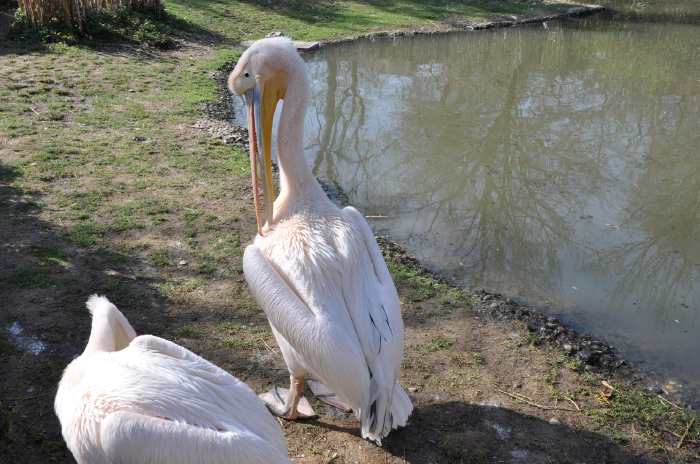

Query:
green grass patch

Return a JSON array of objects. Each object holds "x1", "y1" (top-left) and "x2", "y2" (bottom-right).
[
  {"x1": 2, "y1": 267, "x2": 60, "y2": 289},
  {"x1": 418, "y1": 335, "x2": 455, "y2": 352},
  {"x1": 165, "y1": 0, "x2": 559, "y2": 43},
  {"x1": 149, "y1": 249, "x2": 171, "y2": 267},
  {"x1": 176, "y1": 324, "x2": 205, "y2": 339},
  {"x1": 215, "y1": 321, "x2": 268, "y2": 350},
  {"x1": 387, "y1": 258, "x2": 441, "y2": 302},
  {"x1": 591, "y1": 384, "x2": 700, "y2": 450},
  {"x1": 30, "y1": 246, "x2": 73, "y2": 269},
  {"x1": 70, "y1": 221, "x2": 102, "y2": 247}
]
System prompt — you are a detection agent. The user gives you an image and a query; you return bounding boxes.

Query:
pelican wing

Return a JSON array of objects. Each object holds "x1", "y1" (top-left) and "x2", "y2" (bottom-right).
[
  {"x1": 130, "y1": 335, "x2": 231, "y2": 383},
  {"x1": 244, "y1": 206, "x2": 408, "y2": 443},
  {"x1": 100, "y1": 411, "x2": 290, "y2": 464},
  {"x1": 243, "y1": 244, "x2": 369, "y2": 397},
  {"x1": 341, "y1": 206, "x2": 406, "y2": 439}
]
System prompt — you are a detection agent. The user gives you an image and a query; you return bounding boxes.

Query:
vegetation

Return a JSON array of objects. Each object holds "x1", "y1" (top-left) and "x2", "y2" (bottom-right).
[
  {"x1": 16, "y1": 0, "x2": 161, "y2": 30},
  {"x1": 1, "y1": 1, "x2": 698, "y2": 463}
]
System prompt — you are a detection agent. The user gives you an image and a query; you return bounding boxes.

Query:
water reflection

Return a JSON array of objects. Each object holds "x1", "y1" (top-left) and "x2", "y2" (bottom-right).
[{"x1": 298, "y1": 18, "x2": 700, "y2": 400}]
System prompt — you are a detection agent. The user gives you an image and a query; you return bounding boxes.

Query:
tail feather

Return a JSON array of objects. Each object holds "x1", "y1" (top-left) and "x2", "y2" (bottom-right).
[
  {"x1": 360, "y1": 381, "x2": 413, "y2": 444},
  {"x1": 391, "y1": 383, "x2": 413, "y2": 429},
  {"x1": 86, "y1": 294, "x2": 115, "y2": 315},
  {"x1": 84, "y1": 295, "x2": 136, "y2": 352}
]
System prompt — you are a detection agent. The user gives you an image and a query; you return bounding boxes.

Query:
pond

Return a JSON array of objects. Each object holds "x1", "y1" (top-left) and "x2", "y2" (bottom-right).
[{"x1": 232, "y1": 2, "x2": 700, "y2": 404}]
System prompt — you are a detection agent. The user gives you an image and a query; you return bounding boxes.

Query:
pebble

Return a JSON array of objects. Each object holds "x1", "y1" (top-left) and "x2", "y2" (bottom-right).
[{"x1": 548, "y1": 418, "x2": 560, "y2": 425}]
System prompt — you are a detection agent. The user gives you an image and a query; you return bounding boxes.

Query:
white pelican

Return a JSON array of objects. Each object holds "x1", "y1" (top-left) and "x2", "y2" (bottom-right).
[
  {"x1": 54, "y1": 295, "x2": 290, "y2": 464},
  {"x1": 228, "y1": 37, "x2": 413, "y2": 444}
]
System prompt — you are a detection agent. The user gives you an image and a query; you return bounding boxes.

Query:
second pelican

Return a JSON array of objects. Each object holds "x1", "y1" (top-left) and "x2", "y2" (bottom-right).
[{"x1": 228, "y1": 37, "x2": 413, "y2": 444}]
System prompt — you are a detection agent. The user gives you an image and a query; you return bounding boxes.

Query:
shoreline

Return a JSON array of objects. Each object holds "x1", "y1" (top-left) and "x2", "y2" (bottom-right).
[
  {"x1": 3, "y1": 2, "x2": 698, "y2": 461},
  {"x1": 195, "y1": 4, "x2": 696, "y2": 412},
  {"x1": 241, "y1": 3, "x2": 606, "y2": 52}
]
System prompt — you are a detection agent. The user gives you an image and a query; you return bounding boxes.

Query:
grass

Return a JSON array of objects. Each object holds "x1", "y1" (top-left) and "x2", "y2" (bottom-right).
[
  {"x1": 418, "y1": 335, "x2": 455, "y2": 352},
  {"x1": 4, "y1": 1, "x2": 699, "y2": 463},
  {"x1": 166, "y1": 0, "x2": 582, "y2": 43},
  {"x1": 591, "y1": 383, "x2": 700, "y2": 451}
]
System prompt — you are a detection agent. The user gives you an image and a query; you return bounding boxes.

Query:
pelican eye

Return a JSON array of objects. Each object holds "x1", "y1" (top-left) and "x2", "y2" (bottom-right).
[{"x1": 244, "y1": 72, "x2": 250, "y2": 78}]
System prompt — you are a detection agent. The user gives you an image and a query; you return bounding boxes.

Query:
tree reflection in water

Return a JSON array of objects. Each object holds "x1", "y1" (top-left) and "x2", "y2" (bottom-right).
[{"x1": 298, "y1": 18, "x2": 700, "y2": 398}]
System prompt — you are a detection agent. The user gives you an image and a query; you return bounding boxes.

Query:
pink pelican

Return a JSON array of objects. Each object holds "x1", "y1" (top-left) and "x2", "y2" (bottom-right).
[
  {"x1": 228, "y1": 37, "x2": 413, "y2": 444},
  {"x1": 55, "y1": 295, "x2": 290, "y2": 463}
]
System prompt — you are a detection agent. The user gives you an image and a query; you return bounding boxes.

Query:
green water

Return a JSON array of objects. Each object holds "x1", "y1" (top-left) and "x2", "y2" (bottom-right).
[{"x1": 231, "y1": 2, "x2": 700, "y2": 403}]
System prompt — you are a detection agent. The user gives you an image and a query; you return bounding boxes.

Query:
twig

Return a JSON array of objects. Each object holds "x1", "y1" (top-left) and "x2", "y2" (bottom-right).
[
  {"x1": 29, "y1": 106, "x2": 40, "y2": 115},
  {"x1": 564, "y1": 396, "x2": 581, "y2": 412},
  {"x1": 496, "y1": 389, "x2": 578, "y2": 412},
  {"x1": 677, "y1": 417, "x2": 695, "y2": 449},
  {"x1": 262, "y1": 339, "x2": 278, "y2": 355},
  {"x1": 657, "y1": 395, "x2": 684, "y2": 411}
]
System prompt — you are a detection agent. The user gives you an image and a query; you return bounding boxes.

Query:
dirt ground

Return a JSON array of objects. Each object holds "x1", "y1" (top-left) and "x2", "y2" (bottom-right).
[
  {"x1": 1, "y1": 2, "x2": 698, "y2": 463},
  {"x1": 2, "y1": 145, "x2": 697, "y2": 462}
]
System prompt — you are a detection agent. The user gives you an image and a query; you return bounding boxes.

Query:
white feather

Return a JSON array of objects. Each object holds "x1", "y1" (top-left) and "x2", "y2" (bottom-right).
[
  {"x1": 237, "y1": 36, "x2": 413, "y2": 444},
  {"x1": 244, "y1": 206, "x2": 413, "y2": 444},
  {"x1": 55, "y1": 296, "x2": 290, "y2": 464}
]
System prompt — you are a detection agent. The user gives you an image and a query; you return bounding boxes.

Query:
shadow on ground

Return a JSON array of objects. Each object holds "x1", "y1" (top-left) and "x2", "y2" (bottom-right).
[
  {"x1": 383, "y1": 401, "x2": 651, "y2": 463},
  {"x1": 0, "y1": 160, "x2": 278, "y2": 462}
]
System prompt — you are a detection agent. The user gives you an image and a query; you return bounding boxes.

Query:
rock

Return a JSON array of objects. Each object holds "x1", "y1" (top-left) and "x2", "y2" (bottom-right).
[
  {"x1": 293, "y1": 41, "x2": 321, "y2": 52},
  {"x1": 576, "y1": 348, "x2": 592, "y2": 363},
  {"x1": 548, "y1": 418, "x2": 560, "y2": 425}
]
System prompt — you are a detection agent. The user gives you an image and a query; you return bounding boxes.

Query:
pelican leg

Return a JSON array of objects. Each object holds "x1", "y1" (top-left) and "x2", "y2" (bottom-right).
[{"x1": 260, "y1": 375, "x2": 316, "y2": 420}]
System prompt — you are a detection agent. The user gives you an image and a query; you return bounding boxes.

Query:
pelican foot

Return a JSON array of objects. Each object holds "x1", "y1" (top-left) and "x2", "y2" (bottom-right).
[
  {"x1": 259, "y1": 386, "x2": 317, "y2": 420},
  {"x1": 307, "y1": 379, "x2": 352, "y2": 412}
]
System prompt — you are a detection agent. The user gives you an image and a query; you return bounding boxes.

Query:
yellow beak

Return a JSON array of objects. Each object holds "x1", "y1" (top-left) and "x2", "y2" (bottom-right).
[{"x1": 245, "y1": 73, "x2": 286, "y2": 236}]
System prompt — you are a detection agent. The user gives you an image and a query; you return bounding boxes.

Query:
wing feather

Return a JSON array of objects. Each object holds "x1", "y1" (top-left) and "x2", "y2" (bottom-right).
[
  {"x1": 100, "y1": 411, "x2": 289, "y2": 464},
  {"x1": 245, "y1": 207, "x2": 409, "y2": 443}
]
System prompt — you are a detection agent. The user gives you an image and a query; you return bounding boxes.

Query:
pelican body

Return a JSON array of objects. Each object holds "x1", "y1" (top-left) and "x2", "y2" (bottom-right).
[
  {"x1": 229, "y1": 37, "x2": 413, "y2": 444},
  {"x1": 55, "y1": 295, "x2": 290, "y2": 464}
]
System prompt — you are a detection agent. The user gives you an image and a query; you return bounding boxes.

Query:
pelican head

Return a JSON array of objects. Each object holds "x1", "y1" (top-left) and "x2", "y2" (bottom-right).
[{"x1": 228, "y1": 37, "x2": 303, "y2": 235}]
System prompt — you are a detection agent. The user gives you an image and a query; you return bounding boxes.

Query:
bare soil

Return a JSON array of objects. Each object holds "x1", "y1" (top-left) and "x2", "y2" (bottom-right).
[{"x1": 1, "y1": 3, "x2": 698, "y2": 463}]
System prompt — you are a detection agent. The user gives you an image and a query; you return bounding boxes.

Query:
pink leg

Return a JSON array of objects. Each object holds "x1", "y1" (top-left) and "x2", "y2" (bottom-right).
[{"x1": 259, "y1": 375, "x2": 316, "y2": 420}]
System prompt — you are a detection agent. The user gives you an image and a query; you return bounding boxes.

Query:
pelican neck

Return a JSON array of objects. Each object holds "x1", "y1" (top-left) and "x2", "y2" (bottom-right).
[{"x1": 275, "y1": 64, "x2": 326, "y2": 211}]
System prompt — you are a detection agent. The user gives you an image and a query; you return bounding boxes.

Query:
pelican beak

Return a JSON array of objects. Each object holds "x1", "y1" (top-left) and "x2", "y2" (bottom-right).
[{"x1": 244, "y1": 75, "x2": 285, "y2": 236}]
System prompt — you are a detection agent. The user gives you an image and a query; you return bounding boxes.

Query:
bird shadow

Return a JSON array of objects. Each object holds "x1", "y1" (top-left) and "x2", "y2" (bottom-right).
[
  {"x1": 388, "y1": 401, "x2": 652, "y2": 463},
  {"x1": 309, "y1": 400, "x2": 653, "y2": 463}
]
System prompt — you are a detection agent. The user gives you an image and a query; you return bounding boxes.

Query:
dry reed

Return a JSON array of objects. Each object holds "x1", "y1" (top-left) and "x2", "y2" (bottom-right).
[{"x1": 18, "y1": 0, "x2": 161, "y2": 29}]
